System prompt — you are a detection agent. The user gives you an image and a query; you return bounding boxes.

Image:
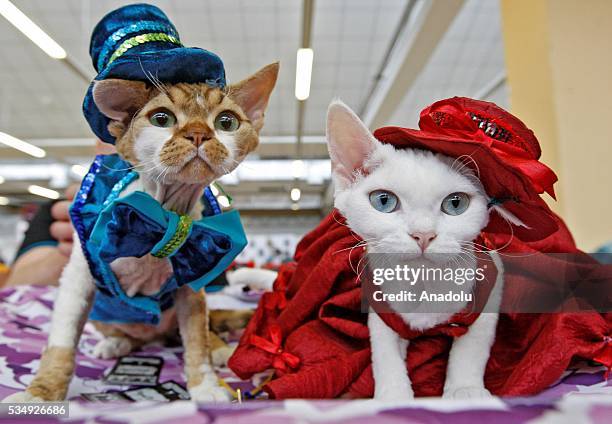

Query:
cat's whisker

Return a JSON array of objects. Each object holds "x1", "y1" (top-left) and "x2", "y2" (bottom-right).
[
  {"x1": 457, "y1": 244, "x2": 501, "y2": 265},
  {"x1": 137, "y1": 162, "x2": 164, "y2": 176},
  {"x1": 334, "y1": 242, "x2": 366, "y2": 254},
  {"x1": 331, "y1": 211, "x2": 351, "y2": 229},
  {"x1": 138, "y1": 59, "x2": 171, "y2": 99},
  {"x1": 348, "y1": 242, "x2": 361, "y2": 275},
  {"x1": 133, "y1": 160, "x2": 160, "y2": 171},
  {"x1": 450, "y1": 155, "x2": 472, "y2": 174},
  {"x1": 452, "y1": 153, "x2": 481, "y2": 180},
  {"x1": 333, "y1": 237, "x2": 380, "y2": 254},
  {"x1": 346, "y1": 238, "x2": 384, "y2": 275},
  {"x1": 461, "y1": 239, "x2": 539, "y2": 259},
  {"x1": 356, "y1": 256, "x2": 371, "y2": 282},
  {"x1": 461, "y1": 244, "x2": 492, "y2": 253},
  {"x1": 224, "y1": 156, "x2": 244, "y2": 167},
  {"x1": 101, "y1": 159, "x2": 155, "y2": 172}
]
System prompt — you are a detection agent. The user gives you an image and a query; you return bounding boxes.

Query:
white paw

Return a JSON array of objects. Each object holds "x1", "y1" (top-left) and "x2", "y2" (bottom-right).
[
  {"x1": 443, "y1": 386, "x2": 492, "y2": 399},
  {"x1": 374, "y1": 385, "x2": 414, "y2": 401},
  {"x1": 92, "y1": 337, "x2": 132, "y2": 359},
  {"x1": 3, "y1": 391, "x2": 44, "y2": 403},
  {"x1": 211, "y1": 345, "x2": 235, "y2": 367},
  {"x1": 189, "y1": 382, "x2": 232, "y2": 403}
]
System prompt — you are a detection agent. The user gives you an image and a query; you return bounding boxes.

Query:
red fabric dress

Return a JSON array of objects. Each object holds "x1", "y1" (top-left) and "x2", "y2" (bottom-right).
[
  {"x1": 229, "y1": 97, "x2": 612, "y2": 398},
  {"x1": 229, "y1": 212, "x2": 611, "y2": 398}
]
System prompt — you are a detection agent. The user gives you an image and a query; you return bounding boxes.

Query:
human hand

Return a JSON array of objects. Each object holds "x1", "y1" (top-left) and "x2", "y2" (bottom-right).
[{"x1": 50, "y1": 184, "x2": 78, "y2": 256}]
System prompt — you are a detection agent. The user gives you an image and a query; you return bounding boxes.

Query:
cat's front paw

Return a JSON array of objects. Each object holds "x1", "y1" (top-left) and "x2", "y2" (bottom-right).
[
  {"x1": 92, "y1": 337, "x2": 132, "y2": 359},
  {"x1": 189, "y1": 382, "x2": 232, "y2": 403},
  {"x1": 443, "y1": 386, "x2": 492, "y2": 399},
  {"x1": 2, "y1": 391, "x2": 44, "y2": 403},
  {"x1": 374, "y1": 384, "x2": 414, "y2": 401}
]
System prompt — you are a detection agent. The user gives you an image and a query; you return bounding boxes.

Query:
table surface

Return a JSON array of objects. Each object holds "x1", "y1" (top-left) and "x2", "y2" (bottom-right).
[{"x1": 0, "y1": 285, "x2": 610, "y2": 423}]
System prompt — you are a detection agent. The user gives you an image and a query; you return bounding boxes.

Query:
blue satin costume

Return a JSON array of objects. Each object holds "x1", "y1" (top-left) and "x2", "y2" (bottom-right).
[
  {"x1": 72, "y1": 5, "x2": 249, "y2": 325},
  {"x1": 69, "y1": 154, "x2": 247, "y2": 325}
]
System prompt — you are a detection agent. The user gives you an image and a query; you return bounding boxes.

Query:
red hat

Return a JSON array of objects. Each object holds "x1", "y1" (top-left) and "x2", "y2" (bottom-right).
[{"x1": 373, "y1": 97, "x2": 559, "y2": 242}]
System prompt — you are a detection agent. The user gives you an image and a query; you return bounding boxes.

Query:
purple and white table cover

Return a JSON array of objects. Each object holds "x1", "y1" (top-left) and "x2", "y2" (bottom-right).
[{"x1": 0, "y1": 286, "x2": 609, "y2": 423}]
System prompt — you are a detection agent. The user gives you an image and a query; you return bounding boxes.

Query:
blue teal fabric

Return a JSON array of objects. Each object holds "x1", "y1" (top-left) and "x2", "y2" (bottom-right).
[
  {"x1": 83, "y1": 3, "x2": 226, "y2": 144},
  {"x1": 69, "y1": 154, "x2": 247, "y2": 325}
]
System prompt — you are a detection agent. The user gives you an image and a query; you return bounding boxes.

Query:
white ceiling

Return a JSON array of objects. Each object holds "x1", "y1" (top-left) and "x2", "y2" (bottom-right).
[{"x1": 389, "y1": 0, "x2": 507, "y2": 127}]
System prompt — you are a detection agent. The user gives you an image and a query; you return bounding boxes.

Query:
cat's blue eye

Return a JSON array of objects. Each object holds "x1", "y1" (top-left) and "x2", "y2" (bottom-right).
[
  {"x1": 441, "y1": 192, "x2": 470, "y2": 216},
  {"x1": 369, "y1": 190, "x2": 399, "y2": 213},
  {"x1": 149, "y1": 109, "x2": 176, "y2": 128}
]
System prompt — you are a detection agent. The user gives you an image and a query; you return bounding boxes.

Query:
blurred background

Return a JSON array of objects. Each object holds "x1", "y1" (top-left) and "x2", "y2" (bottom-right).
[{"x1": 0, "y1": 0, "x2": 610, "y2": 270}]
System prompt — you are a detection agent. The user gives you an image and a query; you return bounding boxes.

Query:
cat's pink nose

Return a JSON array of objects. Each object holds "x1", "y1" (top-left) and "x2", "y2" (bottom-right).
[
  {"x1": 410, "y1": 232, "x2": 437, "y2": 251},
  {"x1": 185, "y1": 131, "x2": 211, "y2": 147}
]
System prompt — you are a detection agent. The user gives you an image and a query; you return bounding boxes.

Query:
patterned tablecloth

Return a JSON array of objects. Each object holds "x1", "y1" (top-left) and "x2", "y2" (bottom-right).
[{"x1": 0, "y1": 286, "x2": 610, "y2": 423}]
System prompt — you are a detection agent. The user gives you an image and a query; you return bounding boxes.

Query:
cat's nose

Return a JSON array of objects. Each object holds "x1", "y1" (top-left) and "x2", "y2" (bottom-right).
[
  {"x1": 410, "y1": 232, "x2": 437, "y2": 251},
  {"x1": 184, "y1": 131, "x2": 212, "y2": 147}
]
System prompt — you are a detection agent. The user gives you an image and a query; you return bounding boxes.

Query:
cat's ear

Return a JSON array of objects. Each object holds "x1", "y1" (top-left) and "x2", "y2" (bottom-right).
[
  {"x1": 92, "y1": 79, "x2": 151, "y2": 122},
  {"x1": 228, "y1": 62, "x2": 279, "y2": 132},
  {"x1": 326, "y1": 100, "x2": 377, "y2": 190}
]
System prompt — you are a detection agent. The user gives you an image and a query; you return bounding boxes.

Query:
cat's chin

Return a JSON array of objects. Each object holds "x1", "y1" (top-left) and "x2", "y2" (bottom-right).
[{"x1": 165, "y1": 157, "x2": 219, "y2": 185}]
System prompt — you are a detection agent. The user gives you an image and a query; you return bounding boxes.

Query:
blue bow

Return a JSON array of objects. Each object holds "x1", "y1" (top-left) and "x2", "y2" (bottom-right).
[{"x1": 89, "y1": 191, "x2": 247, "y2": 291}]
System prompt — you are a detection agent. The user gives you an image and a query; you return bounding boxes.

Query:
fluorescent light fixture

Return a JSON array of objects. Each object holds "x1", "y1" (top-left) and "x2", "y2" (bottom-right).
[
  {"x1": 292, "y1": 159, "x2": 305, "y2": 179},
  {"x1": 28, "y1": 184, "x2": 59, "y2": 200},
  {"x1": 0, "y1": 176, "x2": 4, "y2": 184},
  {"x1": 217, "y1": 195, "x2": 230, "y2": 208},
  {"x1": 71, "y1": 164, "x2": 87, "y2": 177},
  {"x1": 290, "y1": 187, "x2": 301, "y2": 202},
  {"x1": 295, "y1": 48, "x2": 313, "y2": 100},
  {"x1": 0, "y1": 0, "x2": 66, "y2": 59},
  {"x1": 0, "y1": 196, "x2": 9, "y2": 205},
  {"x1": 0, "y1": 131, "x2": 46, "y2": 158}
]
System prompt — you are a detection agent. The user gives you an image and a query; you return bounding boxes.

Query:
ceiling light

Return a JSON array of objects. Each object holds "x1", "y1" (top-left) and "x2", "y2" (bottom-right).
[
  {"x1": 28, "y1": 185, "x2": 59, "y2": 200},
  {"x1": 71, "y1": 164, "x2": 87, "y2": 178},
  {"x1": 217, "y1": 195, "x2": 230, "y2": 208},
  {"x1": 291, "y1": 203, "x2": 300, "y2": 211},
  {"x1": 292, "y1": 159, "x2": 305, "y2": 179},
  {"x1": 0, "y1": 176, "x2": 4, "y2": 184},
  {"x1": 0, "y1": 0, "x2": 66, "y2": 59},
  {"x1": 0, "y1": 196, "x2": 9, "y2": 205},
  {"x1": 290, "y1": 187, "x2": 301, "y2": 202},
  {"x1": 0, "y1": 131, "x2": 46, "y2": 158},
  {"x1": 295, "y1": 48, "x2": 313, "y2": 101}
]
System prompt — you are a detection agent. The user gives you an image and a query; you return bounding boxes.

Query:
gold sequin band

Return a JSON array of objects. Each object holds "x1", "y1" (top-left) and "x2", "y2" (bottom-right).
[
  {"x1": 107, "y1": 33, "x2": 182, "y2": 66},
  {"x1": 151, "y1": 215, "x2": 193, "y2": 258}
]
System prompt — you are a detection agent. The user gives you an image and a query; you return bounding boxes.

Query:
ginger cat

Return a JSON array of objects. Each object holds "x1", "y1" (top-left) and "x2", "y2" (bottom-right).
[{"x1": 5, "y1": 63, "x2": 278, "y2": 403}]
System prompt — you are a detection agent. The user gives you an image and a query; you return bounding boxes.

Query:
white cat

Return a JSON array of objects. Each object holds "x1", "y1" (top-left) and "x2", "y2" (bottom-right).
[{"x1": 325, "y1": 100, "x2": 514, "y2": 400}]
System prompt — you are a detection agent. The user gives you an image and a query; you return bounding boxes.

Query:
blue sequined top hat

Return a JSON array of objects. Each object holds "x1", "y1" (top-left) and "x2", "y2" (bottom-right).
[{"x1": 83, "y1": 3, "x2": 226, "y2": 144}]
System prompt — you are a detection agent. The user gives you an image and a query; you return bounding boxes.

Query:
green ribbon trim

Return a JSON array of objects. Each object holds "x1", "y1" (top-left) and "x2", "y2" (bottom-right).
[
  {"x1": 151, "y1": 214, "x2": 193, "y2": 258},
  {"x1": 107, "y1": 32, "x2": 182, "y2": 65}
]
